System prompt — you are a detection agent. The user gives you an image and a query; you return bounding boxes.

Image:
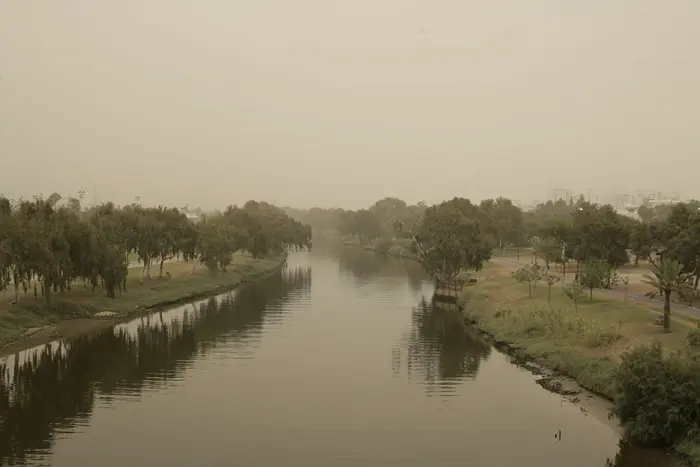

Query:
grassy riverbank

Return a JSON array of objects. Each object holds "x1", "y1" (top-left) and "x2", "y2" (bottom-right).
[
  {"x1": 459, "y1": 261, "x2": 700, "y2": 465},
  {"x1": 0, "y1": 254, "x2": 284, "y2": 350}
]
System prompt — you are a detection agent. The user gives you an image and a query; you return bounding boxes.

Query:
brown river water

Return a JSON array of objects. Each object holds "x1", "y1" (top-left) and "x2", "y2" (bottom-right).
[{"x1": 0, "y1": 245, "x2": 681, "y2": 466}]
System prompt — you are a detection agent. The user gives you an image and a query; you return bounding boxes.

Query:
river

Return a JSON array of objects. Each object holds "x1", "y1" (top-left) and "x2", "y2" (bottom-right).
[{"x1": 0, "y1": 246, "x2": 680, "y2": 466}]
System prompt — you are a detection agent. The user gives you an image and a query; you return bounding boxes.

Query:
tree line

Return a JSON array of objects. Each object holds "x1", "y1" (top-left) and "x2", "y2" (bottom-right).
[
  {"x1": 0, "y1": 196, "x2": 311, "y2": 304},
  {"x1": 290, "y1": 195, "x2": 700, "y2": 328}
]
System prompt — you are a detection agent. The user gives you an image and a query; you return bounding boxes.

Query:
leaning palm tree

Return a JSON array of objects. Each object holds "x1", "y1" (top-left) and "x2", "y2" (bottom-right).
[{"x1": 642, "y1": 259, "x2": 692, "y2": 332}]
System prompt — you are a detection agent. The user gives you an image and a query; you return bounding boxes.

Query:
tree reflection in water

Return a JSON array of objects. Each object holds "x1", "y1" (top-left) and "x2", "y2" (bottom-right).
[
  {"x1": 336, "y1": 248, "x2": 427, "y2": 292},
  {"x1": 393, "y1": 297, "x2": 492, "y2": 396},
  {"x1": 604, "y1": 439, "x2": 683, "y2": 467},
  {"x1": 0, "y1": 267, "x2": 310, "y2": 466}
]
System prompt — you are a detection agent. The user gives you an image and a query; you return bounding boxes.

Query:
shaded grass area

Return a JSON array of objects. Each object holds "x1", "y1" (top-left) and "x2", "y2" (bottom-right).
[
  {"x1": 0, "y1": 254, "x2": 283, "y2": 347},
  {"x1": 460, "y1": 266, "x2": 700, "y2": 465}
]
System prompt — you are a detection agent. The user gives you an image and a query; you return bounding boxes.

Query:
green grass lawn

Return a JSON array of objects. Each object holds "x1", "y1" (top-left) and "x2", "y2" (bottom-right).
[
  {"x1": 0, "y1": 254, "x2": 284, "y2": 346},
  {"x1": 460, "y1": 264, "x2": 697, "y2": 398}
]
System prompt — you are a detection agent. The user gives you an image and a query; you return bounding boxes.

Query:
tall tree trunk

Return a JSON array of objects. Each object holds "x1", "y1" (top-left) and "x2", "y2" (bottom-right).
[
  {"x1": 663, "y1": 290, "x2": 671, "y2": 332},
  {"x1": 43, "y1": 279, "x2": 51, "y2": 305},
  {"x1": 140, "y1": 259, "x2": 148, "y2": 283},
  {"x1": 12, "y1": 271, "x2": 20, "y2": 303},
  {"x1": 159, "y1": 258, "x2": 165, "y2": 278}
]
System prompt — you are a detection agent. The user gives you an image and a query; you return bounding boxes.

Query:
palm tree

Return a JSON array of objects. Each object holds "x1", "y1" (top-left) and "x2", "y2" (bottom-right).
[{"x1": 643, "y1": 259, "x2": 691, "y2": 332}]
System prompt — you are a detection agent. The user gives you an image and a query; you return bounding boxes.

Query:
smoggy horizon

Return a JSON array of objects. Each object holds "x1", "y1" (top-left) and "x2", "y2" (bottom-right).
[{"x1": 2, "y1": 1, "x2": 699, "y2": 210}]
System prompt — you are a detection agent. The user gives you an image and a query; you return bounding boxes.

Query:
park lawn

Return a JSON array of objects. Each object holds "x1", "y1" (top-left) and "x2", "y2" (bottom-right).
[
  {"x1": 459, "y1": 263, "x2": 696, "y2": 399},
  {"x1": 0, "y1": 253, "x2": 284, "y2": 346}
]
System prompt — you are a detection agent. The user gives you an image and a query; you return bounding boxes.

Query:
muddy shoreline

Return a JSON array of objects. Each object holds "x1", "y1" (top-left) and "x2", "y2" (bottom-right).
[
  {"x1": 0, "y1": 260, "x2": 286, "y2": 359},
  {"x1": 460, "y1": 314, "x2": 623, "y2": 434},
  {"x1": 460, "y1": 314, "x2": 688, "y2": 466}
]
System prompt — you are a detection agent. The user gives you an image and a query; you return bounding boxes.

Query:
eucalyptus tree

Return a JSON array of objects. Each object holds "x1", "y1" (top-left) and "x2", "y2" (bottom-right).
[
  {"x1": 88, "y1": 203, "x2": 129, "y2": 298},
  {"x1": 571, "y1": 203, "x2": 630, "y2": 268},
  {"x1": 479, "y1": 197, "x2": 525, "y2": 250},
  {"x1": 196, "y1": 215, "x2": 240, "y2": 272}
]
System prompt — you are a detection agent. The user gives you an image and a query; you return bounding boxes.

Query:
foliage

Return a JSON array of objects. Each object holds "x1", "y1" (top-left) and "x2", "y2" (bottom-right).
[
  {"x1": 479, "y1": 197, "x2": 525, "y2": 248},
  {"x1": 629, "y1": 222, "x2": 653, "y2": 264},
  {"x1": 511, "y1": 264, "x2": 543, "y2": 298},
  {"x1": 404, "y1": 198, "x2": 494, "y2": 282},
  {"x1": 613, "y1": 343, "x2": 700, "y2": 447},
  {"x1": 374, "y1": 238, "x2": 394, "y2": 254},
  {"x1": 544, "y1": 272, "x2": 560, "y2": 304},
  {"x1": 642, "y1": 259, "x2": 692, "y2": 332},
  {"x1": 535, "y1": 237, "x2": 563, "y2": 270},
  {"x1": 563, "y1": 281, "x2": 586, "y2": 312},
  {"x1": 571, "y1": 203, "x2": 630, "y2": 267},
  {"x1": 654, "y1": 203, "x2": 700, "y2": 290},
  {"x1": 0, "y1": 194, "x2": 311, "y2": 303},
  {"x1": 577, "y1": 260, "x2": 607, "y2": 300}
]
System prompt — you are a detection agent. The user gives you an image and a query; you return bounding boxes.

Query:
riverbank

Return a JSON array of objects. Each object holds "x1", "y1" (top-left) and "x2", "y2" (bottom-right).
[
  {"x1": 458, "y1": 261, "x2": 699, "y2": 465},
  {"x1": 0, "y1": 254, "x2": 285, "y2": 357}
]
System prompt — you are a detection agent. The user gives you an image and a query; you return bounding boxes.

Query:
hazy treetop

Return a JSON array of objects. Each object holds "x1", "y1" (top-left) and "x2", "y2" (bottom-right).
[{"x1": 1, "y1": 0, "x2": 698, "y2": 209}]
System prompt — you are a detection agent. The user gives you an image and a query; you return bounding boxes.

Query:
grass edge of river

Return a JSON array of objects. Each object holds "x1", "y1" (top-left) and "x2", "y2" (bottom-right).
[
  {"x1": 0, "y1": 255, "x2": 286, "y2": 357},
  {"x1": 457, "y1": 268, "x2": 700, "y2": 467},
  {"x1": 345, "y1": 239, "x2": 698, "y2": 466}
]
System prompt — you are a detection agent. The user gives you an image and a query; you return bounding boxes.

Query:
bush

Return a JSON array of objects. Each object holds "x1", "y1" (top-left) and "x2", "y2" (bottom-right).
[
  {"x1": 685, "y1": 328, "x2": 700, "y2": 359},
  {"x1": 506, "y1": 306, "x2": 621, "y2": 347},
  {"x1": 613, "y1": 343, "x2": 700, "y2": 446}
]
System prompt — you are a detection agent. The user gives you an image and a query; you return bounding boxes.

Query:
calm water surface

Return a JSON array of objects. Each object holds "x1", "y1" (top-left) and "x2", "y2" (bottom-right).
[{"x1": 0, "y1": 247, "x2": 679, "y2": 466}]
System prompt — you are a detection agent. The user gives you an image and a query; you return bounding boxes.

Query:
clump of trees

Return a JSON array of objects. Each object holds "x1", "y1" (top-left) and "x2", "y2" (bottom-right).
[
  {"x1": 0, "y1": 196, "x2": 311, "y2": 304},
  {"x1": 288, "y1": 196, "x2": 526, "y2": 283}
]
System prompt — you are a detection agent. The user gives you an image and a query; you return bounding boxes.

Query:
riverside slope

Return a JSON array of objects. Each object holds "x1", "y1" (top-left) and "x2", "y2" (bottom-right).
[{"x1": 0, "y1": 254, "x2": 285, "y2": 357}]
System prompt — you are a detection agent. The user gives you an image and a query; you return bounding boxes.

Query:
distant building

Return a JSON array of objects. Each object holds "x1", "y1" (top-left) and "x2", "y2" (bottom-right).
[{"x1": 548, "y1": 188, "x2": 575, "y2": 203}]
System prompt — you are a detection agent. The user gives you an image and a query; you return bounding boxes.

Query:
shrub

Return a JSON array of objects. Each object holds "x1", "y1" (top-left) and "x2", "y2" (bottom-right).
[
  {"x1": 613, "y1": 343, "x2": 700, "y2": 446},
  {"x1": 685, "y1": 329, "x2": 700, "y2": 354},
  {"x1": 507, "y1": 306, "x2": 621, "y2": 347}
]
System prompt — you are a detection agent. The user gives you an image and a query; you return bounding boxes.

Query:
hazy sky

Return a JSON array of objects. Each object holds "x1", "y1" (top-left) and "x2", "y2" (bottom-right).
[{"x1": 1, "y1": 1, "x2": 699, "y2": 209}]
